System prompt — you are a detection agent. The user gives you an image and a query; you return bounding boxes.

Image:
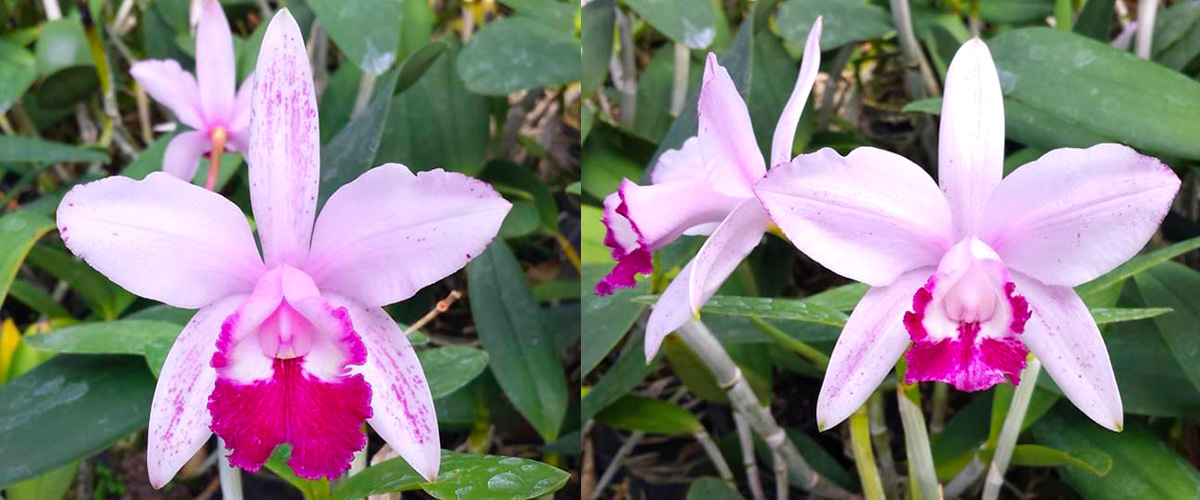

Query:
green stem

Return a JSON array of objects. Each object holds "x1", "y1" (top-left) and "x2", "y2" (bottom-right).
[
  {"x1": 1054, "y1": 0, "x2": 1073, "y2": 31},
  {"x1": 982, "y1": 358, "x2": 1042, "y2": 500},
  {"x1": 850, "y1": 405, "x2": 885, "y2": 500},
  {"x1": 896, "y1": 361, "x2": 939, "y2": 500},
  {"x1": 749, "y1": 316, "x2": 830, "y2": 369}
]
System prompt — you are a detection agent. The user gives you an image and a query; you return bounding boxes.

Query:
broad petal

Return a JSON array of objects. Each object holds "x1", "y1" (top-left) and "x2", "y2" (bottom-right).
[
  {"x1": 620, "y1": 178, "x2": 745, "y2": 252},
  {"x1": 328, "y1": 294, "x2": 441, "y2": 481},
  {"x1": 249, "y1": 9, "x2": 320, "y2": 268},
  {"x1": 645, "y1": 260, "x2": 695, "y2": 360},
  {"x1": 755, "y1": 147, "x2": 954, "y2": 286},
  {"x1": 162, "y1": 130, "x2": 210, "y2": 181},
  {"x1": 1011, "y1": 272, "x2": 1123, "y2": 431},
  {"x1": 649, "y1": 137, "x2": 705, "y2": 185},
  {"x1": 130, "y1": 59, "x2": 205, "y2": 130},
  {"x1": 698, "y1": 53, "x2": 765, "y2": 197},
  {"x1": 57, "y1": 173, "x2": 265, "y2": 308},
  {"x1": 687, "y1": 200, "x2": 770, "y2": 314},
  {"x1": 770, "y1": 16, "x2": 821, "y2": 168},
  {"x1": 817, "y1": 268, "x2": 932, "y2": 430},
  {"x1": 982, "y1": 144, "x2": 1180, "y2": 287},
  {"x1": 196, "y1": 0, "x2": 236, "y2": 124},
  {"x1": 147, "y1": 295, "x2": 242, "y2": 489},
  {"x1": 307, "y1": 165, "x2": 510, "y2": 308},
  {"x1": 228, "y1": 73, "x2": 255, "y2": 152},
  {"x1": 939, "y1": 39, "x2": 1004, "y2": 238}
]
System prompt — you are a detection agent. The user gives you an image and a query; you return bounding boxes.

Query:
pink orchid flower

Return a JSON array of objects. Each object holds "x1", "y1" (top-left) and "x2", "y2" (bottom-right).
[
  {"x1": 755, "y1": 39, "x2": 1180, "y2": 431},
  {"x1": 57, "y1": 10, "x2": 510, "y2": 486},
  {"x1": 597, "y1": 19, "x2": 823, "y2": 360},
  {"x1": 130, "y1": 0, "x2": 253, "y2": 189}
]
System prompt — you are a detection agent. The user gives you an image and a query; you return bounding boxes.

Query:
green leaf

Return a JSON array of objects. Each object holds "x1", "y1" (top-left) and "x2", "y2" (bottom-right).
[
  {"x1": 686, "y1": 477, "x2": 745, "y2": 499},
  {"x1": 498, "y1": 201, "x2": 541, "y2": 238},
  {"x1": 6, "y1": 461, "x2": 78, "y2": 500},
  {"x1": 1132, "y1": 261, "x2": 1200, "y2": 395},
  {"x1": 499, "y1": 0, "x2": 578, "y2": 33},
  {"x1": 980, "y1": 0, "x2": 1054, "y2": 23},
  {"x1": 418, "y1": 346, "x2": 490, "y2": 399},
  {"x1": 1010, "y1": 444, "x2": 1112, "y2": 475},
  {"x1": 531, "y1": 280, "x2": 581, "y2": 302},
  {"x1": 264, "y1": 445, "x2": 331, "y2": 500},
  {"x1": 1152, "y1": 1, "x2": 1200, "y2": 71},
  {"x1": 468, "y1": 241, "x2": 567, "y2": 442},
  {"x1": 1073, "y1": 0, "x2": 1115, "y2": 42},
  {"x1": 0, "y1": 355, "x2": 155, "y2": 487},
  {"x1": 1089, "y1": 307, "x2": 1173, "y2": 325},
  {"x1": 581, "y1": 340, "x2": 656, "y2": 421},
  {"x1": 392, "y1": 40, "x2": 449, "y2": 96},
  {"x1": 989, "y1": 28, "x2": 1200, "y2": 159},
  {"x1": 0, "y1": 135, "x2": 106, "y2": 165},
  {"x1": 595, "y1": 394, "x2": 702, "y2": 434},
  {"x1": 1104, "y1": 313, "x2": 1200, "y2": 416},
  {"x1": 633, "y1": 294, "x2": 849, "y2": 327},
  {"x1": 1077, "y1": 237, "x2": 1200, "y2": 299},
  {"x1": 480, "y1": 160, "x2": 558, "y2": 231},
  {"x1": 803, "y1": 282, "x2": 868, "y2": 312},
  {"x1": 0, "y1": 211, "x2": 55, "y2": 311},
  {"x1": 777, "y1": 0, "x2": 893, "y2": 49},
  {"x1": 625, "y1": 0, "x2": 718, "y2": 48},
  {"x1": 631, "y1": 45, "x2": 702, "y2": 143},
  {"x1": 317, "y1": 66, "x2": 401, "y2": 207},
  {"x1": 581, "y1": 205, "x2": 610, "y2": 265},
  {"x1": 375, "y1": 40, "x2": 488, "y2": 175},
  {"x1": 901, "y1": 97, "x2": 942, "y2": 115},
  {"x1": 331, "y1": 450, "x2": 569, "y2": 500},
  {"x1": 0, "y1": 39, "x2": 36, "y2": 113},
  {"x1": 33, "y1": 16, "x2": 98, "y2": 107},
  {"x1": 1033, "y1": 404, "x2": 1200, "y2": 499},
  {"x1": 308, "y1": 0, "x2": 402, "y2": 74},
  {"x1": 25, "y1": 245, "x2": 119, "y2": 320},
  {"x1": 22, "y1": 320, "x2": 183, "y2": 377},
  {"x1": 457, "y1": 17, "x2": 581, "y2": 96},
  {"x1": 581, "y1": 0, "x2": 614, "y2": 97},
  {"x1": 7, "y1": 280, "x2": 73, "y2": 319},
  {"x1": 582, "y1": 265, "x2": 647, "y2": 376}
]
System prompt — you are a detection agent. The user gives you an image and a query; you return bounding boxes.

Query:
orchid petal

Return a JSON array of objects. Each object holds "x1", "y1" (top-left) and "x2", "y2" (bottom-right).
[
  {"x1": 698, "y1": 53, "x2": 765, "y2": 197},
  {"x1": 618, "y1": 178, "x2": 745, "y2": 252},
  {"x1": 147, "y1": 294, "x2": 242, "y2": 488},
  {"x1": 249, "y1": 9, "x2": 320, "y2": 268},
  {"x1": 1011, "y1": 272, "x2": 1123, "y2": 431},
  {"x1": 130, "y1": 59, "x2": 205, "y2": 130},
  {"x1": 755, "y1": 147, "x2": 953, "y2": 286},
  {"x1": 228, "y1": 73, "x2": 255, "y2": 152},
  {"x1": 645, "y1": 260, "x2": 695, "y2": 360},
  {"x1": 983, "y1": 144, "x2": 1180, "y2": 287},
  {"x1": 328, "y1": 294, "x2": 441, "y2": 481},
  {"x1": 162, "y1": 130, "x2": 210, "y2": 181},
  {"x1": 649, "y1": 137, "x2": 704, "y2": 185},
  {"x1": 687, "y1": 200, "x2": 770, "y2": 315},
  {"x1": 817, "y1": 268, "x2": 932, "y2": 430},
  {"x1": 307, "y1": 165, "x2": 510, "y2": 308},
  {"x1": 939, "y1": 39, "x2": 1005, "y2": 239},
  {"x1": 196, "y1": 0, "x2": 236, "y2": 123},
  {"x1": 770, "y1": 16, "x2": 821, "y2": 169},
  {"x1": 56, "y1": 173, "x2": 265, "y2": 308}
]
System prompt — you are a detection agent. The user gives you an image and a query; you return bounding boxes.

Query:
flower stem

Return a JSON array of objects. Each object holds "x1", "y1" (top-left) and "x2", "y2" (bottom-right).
[
  {"x1": 1054, "y1": 0, "x2": 1073, "y2": 30},
  {"x1": 207, "y1": 128, "x2": 227, "y2": 191},
  {"x1": 888, "y1": 0, "x2": 941, "y2": 98},
  {"x1": 867, "y1": 392, "x2": 899, "y2": 499},
  {"x1": 896, "y1": 371, "x2": 939, "y2": 499},
  {"x1": 217, "y1": 438, "x2": 244, "y2": 500},
  {"x1": 982, "y1": 358, "x2": 1042, "y2": 500},
  {"x1": 850, "y1": 405, "x2": 885, "y2": 500},
  {"x1": 1136, "y1": 0, "x2": 1159, "y2": 59},
  {"x1": 677, "y1": 319, "x2": 860, "y2": 499},
  {"x1": 734, "y1": 412, "x2": 768, "y2": 500},
  {"x1": 694, "y1": 426, "x2": 736, "y2": 487},
  {"x1": 670, "y1": 42, "x2": 690, "y2": 116}
]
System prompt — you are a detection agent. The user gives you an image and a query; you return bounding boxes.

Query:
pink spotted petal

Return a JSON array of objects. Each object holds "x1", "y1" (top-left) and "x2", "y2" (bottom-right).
[
  {"x1": 307, "y1": 165, "x2": 510, "y2": 308},
  {"x1": 982, "y1": 144, "x2": 1180, "y2": 287},
  {"x1": 1011, "y1": 272, "x2": 1123, "y2": 431},
  {"x1": 327, "y1": 294, "x2": 441, "y2": 481},
  {"x1": 228, "y1": 73, "x2": 255, "y2": 153},
  {"x1": 196, "y1": 0, "x2": 236, "y2": 125},
  {"x1": 755, "y1": 147, "x2": 953, "y2": 287},
  {"x1": 687, "y1": 200, "x2": 770, "y2": 315},
  {"x1": 147, "y1": 295, "x2": 243, "y2": 489},
  {"x1": 56, "y1": 173, "x2": 265, "y2": 308},
  {"x1": 698, "y1": 53, "x2": 765, "y2": 197},
  {"x1": 770, "y1": 16, "x2": 821, "y2": 169},
  {"x1": 249, "y1": 9, "x2": 320, "y2": 268},
  {"x1": 130, "y1": 59, "x2": 205, "y2": 130},
  {"x1": 939, "y1": 39, "x2": 1005, "y2": 239},
  {"x1": 644, "y1": 260, "x2": 696, "y2": 360},
  {"x1": 817, "y1": 268, "x2": 933, "y2": 430},
  {"x1": 162, "y1": 130, "x2": 210, "y2": 181},
  {"x1": 595, "y1": 192, "x2": 651, "y2": 295}
]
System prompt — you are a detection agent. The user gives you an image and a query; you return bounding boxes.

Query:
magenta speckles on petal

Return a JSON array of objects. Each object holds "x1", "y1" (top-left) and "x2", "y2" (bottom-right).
[{"x1": 595, "y1": 247, "x2": 653, "y2": 296}]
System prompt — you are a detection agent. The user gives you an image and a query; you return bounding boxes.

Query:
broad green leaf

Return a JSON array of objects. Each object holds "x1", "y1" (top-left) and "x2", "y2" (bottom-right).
[
  {"x1": 1010, "y1": 444, "x2": 1112, "y2": 475},
  {"x1": 581, "y1": 205, "x2": 610, "y2": 265},
  {"x1": 581, "y1": 0, "x2": 614, "y2": 96},
  {"x1": 901, "y1": 97, "x2": 942, "y2": 115},
  {"x1": 633, "y1": 294, "x2": 849, "y2": 327},
  {"x1": 480, "y1": 160, "x2": 557, "y2": 231},
  {"x1": 6, "y1": 461, "x2": 77, "y2": 500},
  {"x1": 498, "y1": 201, "x2": 540, "y2": 238},
  {"x1": 392, "y1": 40, "x2": 448, "y2": 96},
  {"x1": 1034, "y1": 404, "x2": 1200, "y2": 499},
  {"x1": 686, "y1": 477, "x2": 745, "y2": 499},
  {"x1": 1132, "y1": 261, "x2": 1200, "y2": 395},
  {"x1": 7, "y1": 280, "x2": 72, "y2": 319},
  {"x1": 595, "y1": 394, "x2": 702, "y2": 435},
  {"x1": 1077, "y1": 237, "x2": 1200, "y2": 299},
  {"x1": 980, "y1": 0, "x2": 1054, "y2": 23},
  {"x1": 25, "y1": 245, "x2": 119, "y2": 320},
  {"x1": 318, "y1": 61, "x2": 363, "y2": 144},
  {"x1": 331, "y1": 451, "x2": 569, "y2": 500},
  {"x1": 468, "y1": 241, "x2": 567, "y2": 442},
  {"x1": 417, "y1": 346, "x2": 489, "y2": 399},
  {"x1": 1152, "y1": 1, "x2": 1200, "y2": 71},
  {"x1": 802, "y1": 282, "x2": 867, "y2": 312},
  {"x1": 264, "y1": 445, "x2": 331, "y2": 500},
  {"x1": 581, "y1": 337, "x2": 656, "y2": 422},
  {"x1": 1089, "y1": 307, "x2": 1173, "y2": 325},
  {"x1": 317, "y1": 66, "x2": 401, "y2": 207},
  {"x1": 1074, "y1": 0, "x2": 1115, "y2": 42},
  {"x1": 625, "y1": 0, "x2": 718, "y2": 48},
  {"x1": 777, "y1": 0, "x2": 893, "y2": 49},
  {"x1": 632, "y1": 45, "x2": 702, "y2": 143},
  {"x1": 308, "y1": 0, "x2": 402, "y2": 74},
  {"x1": 990, "y1": 28, "x2": 1200, "y2": 159},
  {"x1": 33, "y1": 16, "x2": 97, "y2": 107},
  {"x1": 375, "y1": 40, "x2": 488, "y2": 175},
  {"x1": 581, "y1": 144, "x2": 645, "y2": 199},
  {"x1": 581, "y1": 265, "x2": 647, "y2": 376},
  {"x1": 755, "y1": 428, "x2": 856, "y2": 491},
  {"x1": 0, "y1": 135, "x2": 106, "y2": 165},
  {"x1": 0, "y1": 211, "x2": 55, "y2": 311},
  {"x1": 499, "y1": 0, "x2": 578, "y2": 33},
  {"x1": 749, "y1": 31, "x2": 810, "y2": 157},
  {"x1": 1103, "y1": 310, "x2": 1200, "y2": 416},
  {"x1": 0, "y1": 39, "x2": 36, "y2": 113},
  {"x1": 531, "y1": 280, "x2": 581, "y2": 302},
  {"x1": 457, "y1": 17, "x2": 581, "y2": 96},
  {"x1": 0, "y1": 355, "x2": 154, "y2": 487},
  {"x1": 236, "y1": 18, "x2": 269, "y2": 81},
  {"x1": 22, "y1": 320, "x2": 183, "y2": 377}
]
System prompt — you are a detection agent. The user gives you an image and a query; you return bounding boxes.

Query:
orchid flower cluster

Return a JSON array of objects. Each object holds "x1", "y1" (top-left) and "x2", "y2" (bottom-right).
[
  {"x1": 598, "y1": 31, "x2": 1180, "y2": 432},
  {"x1": 58, "y1": 6, "x2": 510, "y2": 487}
]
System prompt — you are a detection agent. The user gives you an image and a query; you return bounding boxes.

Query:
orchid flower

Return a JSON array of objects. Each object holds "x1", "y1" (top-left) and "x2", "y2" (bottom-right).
[
  {"x1": 131, "y1": 0, "x2": 253, "y2": 189},
  {"x1": 755, "y1": 39, "x2": 1180, "y2": 431},
  {"x1": 57, "y1": 10, "x2": 510, "y2": 485},
  {"x1": 597, "y1": 19, "x2": 823, "y2": 359}
]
